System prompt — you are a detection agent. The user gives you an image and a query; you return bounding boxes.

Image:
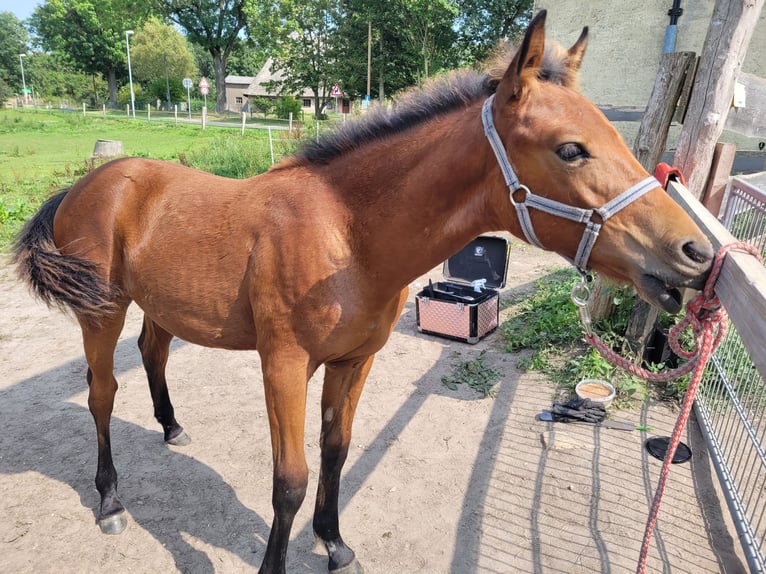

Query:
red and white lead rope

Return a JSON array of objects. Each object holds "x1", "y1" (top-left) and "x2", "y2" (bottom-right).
[{"x1": 572, "y1": 242, "x2": 762, "y2": 574}]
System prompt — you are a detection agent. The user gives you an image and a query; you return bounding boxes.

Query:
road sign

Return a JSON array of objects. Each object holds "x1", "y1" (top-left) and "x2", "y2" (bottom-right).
[
  {"x1": 182, "y1": 77, "x2": 193, "y2": 89},
  {"x1": 199, "y1": 77, "x2": 209, "y2": 95},
  {"x1": 331, "y1": 83, "x2": 343, "y2": 98}
]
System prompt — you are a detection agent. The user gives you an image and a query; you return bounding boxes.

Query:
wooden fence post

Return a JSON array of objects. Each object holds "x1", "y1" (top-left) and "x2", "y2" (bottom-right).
[
  {"x1": 621, "y1": 52, "x2": 698, "y2": 357},
  {"x1": 673, "y1": 0, "x2": 765, "y2": 198},
  {"x1": 701, "y1": 142, "x2": 737, "y2": 218},
  {"x1": 588, "y1": 52, "x2": 695, "y2": 346}
]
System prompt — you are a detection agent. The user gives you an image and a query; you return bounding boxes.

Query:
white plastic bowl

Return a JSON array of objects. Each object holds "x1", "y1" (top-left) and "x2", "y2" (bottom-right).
[{"x1": 575, "y1": 379, "x2": 616, "y2": 408}]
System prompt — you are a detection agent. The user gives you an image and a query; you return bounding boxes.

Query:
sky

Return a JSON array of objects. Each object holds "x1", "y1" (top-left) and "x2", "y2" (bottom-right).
[{"x1": 1, "y1": 0, "x2": 40, "y2": 22}]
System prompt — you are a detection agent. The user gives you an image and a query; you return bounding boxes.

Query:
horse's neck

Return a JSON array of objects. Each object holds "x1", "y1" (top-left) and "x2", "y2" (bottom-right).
[{"x1": 332, "y1": 107, "x2": 505, "y2": 289}]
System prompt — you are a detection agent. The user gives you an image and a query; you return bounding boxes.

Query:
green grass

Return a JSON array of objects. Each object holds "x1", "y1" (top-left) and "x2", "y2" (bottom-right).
[
  {"x1": 441, "y1": 349, "x2": 502, "y2": 397},
  {"x1": 0, "y1": 108, "x2": 297, "y2": 250},
  {"x1": 500, "y1": 268, "x2": 688, "y2": 406}
]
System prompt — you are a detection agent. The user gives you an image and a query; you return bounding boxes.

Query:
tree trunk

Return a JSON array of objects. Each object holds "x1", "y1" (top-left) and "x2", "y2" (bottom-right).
[
  {"x1": 673, "y1": 0, "x2": 765, "y2": 198},
  {"x1": 212, "y1": 48, "x2": 227, "y2": 113},
  {"x1": 107, "y1": 68, "x2": 118, "y2": 107},
  {"x1": 314, "y1": 88, "x2": 323, "y2": 119}
]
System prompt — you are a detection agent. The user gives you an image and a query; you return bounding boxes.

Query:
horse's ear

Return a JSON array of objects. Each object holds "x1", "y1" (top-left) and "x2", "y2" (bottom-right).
[
  {"x1": 567, "y1": 27, "x2": 588, "y2": 75},
  {"x1": 496, "y1": 10, "x2": 547, "y2": 103}
]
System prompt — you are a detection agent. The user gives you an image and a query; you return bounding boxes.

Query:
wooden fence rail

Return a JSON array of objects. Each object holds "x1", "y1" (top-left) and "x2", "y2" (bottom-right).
[{"x1": 667, "y1": 180, "x2": 766, "y2": 381}]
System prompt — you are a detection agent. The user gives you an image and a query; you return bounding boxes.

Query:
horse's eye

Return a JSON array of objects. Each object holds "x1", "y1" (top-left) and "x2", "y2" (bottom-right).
[{"x1": 556, "y1": 143, "x2": 589, "y2": 162}]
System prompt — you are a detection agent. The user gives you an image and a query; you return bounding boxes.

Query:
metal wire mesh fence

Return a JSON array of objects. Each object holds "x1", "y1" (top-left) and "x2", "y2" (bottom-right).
[{"x1": 695, "y1": 174, "x2": 766, "y2": 573}]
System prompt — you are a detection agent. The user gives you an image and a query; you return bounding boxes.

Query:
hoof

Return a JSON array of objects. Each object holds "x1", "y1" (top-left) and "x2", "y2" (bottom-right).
[
  {"x1": 331, "y1": 559, "x2": 363, "y2": 574},
  {"x1": 99, "y1": 511, "x2": 128, "y2": 535},
  {"x1": 166, "y1": 429, "x2": 191, "y2": 446}
]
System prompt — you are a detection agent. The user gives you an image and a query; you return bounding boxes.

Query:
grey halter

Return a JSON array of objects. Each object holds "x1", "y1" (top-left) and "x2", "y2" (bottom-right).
[{"x1": 481, "y1": 94, "x2": 660, "y2": 272}]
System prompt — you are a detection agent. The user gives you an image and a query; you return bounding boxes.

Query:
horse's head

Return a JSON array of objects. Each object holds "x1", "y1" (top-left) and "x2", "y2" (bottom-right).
[{"x1": 488, "y1": 11, "x2": 713, "y2": 313}]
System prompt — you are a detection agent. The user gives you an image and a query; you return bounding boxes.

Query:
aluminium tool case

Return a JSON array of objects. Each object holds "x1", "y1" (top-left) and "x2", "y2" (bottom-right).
[{"x1": 415, "y1": 235, "x2": 509, "y2": 344}]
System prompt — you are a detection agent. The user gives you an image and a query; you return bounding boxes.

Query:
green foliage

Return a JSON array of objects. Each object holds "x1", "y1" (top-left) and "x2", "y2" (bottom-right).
[
  {"x1": 441, "y1": 350, "x2": 501, "y2": 397},
  {"x1": 163, "y1": 0, "x2": 248, "y2": 112},
  {"x1": 29, "y1": 0, "x2": 150, "y2": 104},
  {"x1": 129, "y1": 17, "x2": 198, "y2": 85},
  {"x1": 251, "y1": 97, "x2": 275, "y2": 115},
  {"x1": 147, "y1": 78, "x2": 186, "y2": 108},
  {"x1": 502, "y1": 268, "x2": 582, "y2": 352},
  {"x1": 454, "y1": 0, "x2": 534, "y2": 65},
  {"x1": 274, "y1": 96, "x2": 301, "y2": 120},
  {"x1": 0, "y1": 12, "x2": 30, "y2": 102},
  {"x1": 500, "y1": 268, "x2": 679, "y2": 406},
  {"x1": 399, "y1": 0, "x2": 459, "y2": 79},
  {"x1": 180, "y1": 133, "x2": 276, "y2": 178},
  {"x1": 264, "y1": 0, "x2": 342, "y2": 118},
  {"x1": 18, "y1": 52, "x2": 107, "y2": 107},
  {"x1": 117, "y1": 83, "x2": 145, "y2": 108}
]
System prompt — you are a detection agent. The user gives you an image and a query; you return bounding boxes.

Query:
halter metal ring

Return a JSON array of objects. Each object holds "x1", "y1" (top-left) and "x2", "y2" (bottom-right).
[
  {"x1": 509, "y1": 184, "x2": 531, "y2": 206},
  {"x1": 570, "y1": 279, "x2": 591, "y2": 307}
]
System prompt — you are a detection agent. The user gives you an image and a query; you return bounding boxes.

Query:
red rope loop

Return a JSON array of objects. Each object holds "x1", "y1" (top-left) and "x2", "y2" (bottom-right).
[
  {"x1": 586, "y1": 242, "x2": 761, "y2": 384},
  {"x1": 579, "y1": 241, "x2": 761, "y2": 574}
]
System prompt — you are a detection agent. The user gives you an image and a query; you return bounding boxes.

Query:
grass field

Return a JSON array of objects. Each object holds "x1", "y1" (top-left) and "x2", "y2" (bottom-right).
[{"x1": 0, "y1": 108, "x2": 301, "y2": 249}]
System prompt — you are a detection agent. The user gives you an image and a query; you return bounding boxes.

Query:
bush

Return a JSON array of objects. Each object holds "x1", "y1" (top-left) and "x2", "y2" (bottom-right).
[
  {"x1": 146, "y1": 78, "x2": 186, "y2": 109},
  {"x1": 251, "y1": 97, "x2": 274, "y2": 115},
  {"x1": 274, "y1": 96, "x2": 301, "y2": 120},
  {"x1": 180, "y1": 134, "x2": 273, "y2": 178}
]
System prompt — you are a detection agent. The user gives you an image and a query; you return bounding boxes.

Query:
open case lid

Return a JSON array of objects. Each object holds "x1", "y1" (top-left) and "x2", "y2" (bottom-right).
[{"x1": 442, "y1": 235, "x2": 510, "y2": 289}]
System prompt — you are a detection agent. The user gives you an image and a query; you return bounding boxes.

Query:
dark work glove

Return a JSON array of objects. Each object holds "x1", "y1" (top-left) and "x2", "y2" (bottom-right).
[{"x1": 550, "y1": 398, "x2": 607, "y2": 423}]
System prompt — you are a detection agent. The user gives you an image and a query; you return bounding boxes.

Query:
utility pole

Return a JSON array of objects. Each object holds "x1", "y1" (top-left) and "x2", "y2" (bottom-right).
[{"x1": 367, "y1": 21, "x2": 372, "y2": 102}]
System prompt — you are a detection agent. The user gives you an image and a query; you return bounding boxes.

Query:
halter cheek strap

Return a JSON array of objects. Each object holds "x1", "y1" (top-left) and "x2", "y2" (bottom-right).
[{"x1": 481, "y1": 94, "x2": 660, "y2": 272}]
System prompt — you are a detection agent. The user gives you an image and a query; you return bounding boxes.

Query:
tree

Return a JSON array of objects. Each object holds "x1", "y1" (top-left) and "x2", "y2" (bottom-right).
[
  {"x1": 333, "y1": 0, "x2": 431, "y2": 102},
  {"x1": 161, "y1": 0, "x2": 249, "y2": 112},
  {"x1": 0, "y1": 12, "x2": 30, "y2": 103},
  {"x1": 453, "y1": 0, "x2": 533, "y2": 65},
  {"x1": 400, "y1": 0, "x2": 458, "y2": 80},
  {"x1": 23, "y1": 51, "x2": 108, "y2": 106},
  {"x1": 129, "y1": 17, "x2": 197, "y2": 107},
  {"x1": 259, "y1": 0, "x2": 342, "y2": 118},
  {"x1": 29, "y1": 0, "x2": 151, "y2": 106},
  {"x1": 227, "y1": 40, "x2": 269, "y2": 77}
]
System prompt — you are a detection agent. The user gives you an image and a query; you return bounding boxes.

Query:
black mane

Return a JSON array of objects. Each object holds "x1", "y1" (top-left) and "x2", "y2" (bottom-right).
[
  {"x1": 294, "y1": 69, "x2": 495, "y2": 166},
  {"x1": 293, "y1": 42, "x2": 574, "y2": 166}
]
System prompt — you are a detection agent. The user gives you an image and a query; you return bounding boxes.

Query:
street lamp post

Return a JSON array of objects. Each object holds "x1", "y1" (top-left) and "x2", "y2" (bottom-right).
[
  {"x1": 125, "y1": 30, "x2": 135, "y2": 118},
  {"x1": 19, "y1": 54, "x2": 27, "y2": 105}
]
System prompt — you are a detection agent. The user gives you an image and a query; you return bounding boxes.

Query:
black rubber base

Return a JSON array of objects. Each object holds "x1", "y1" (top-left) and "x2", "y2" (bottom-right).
[{"x1": 645, "y1": 436, "x2": 692, "y2": 464}]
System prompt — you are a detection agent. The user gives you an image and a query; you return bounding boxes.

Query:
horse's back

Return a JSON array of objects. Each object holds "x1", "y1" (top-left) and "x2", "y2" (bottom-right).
[{"x1": 49, "y1": 157, "x2": 381, "y2": 354}]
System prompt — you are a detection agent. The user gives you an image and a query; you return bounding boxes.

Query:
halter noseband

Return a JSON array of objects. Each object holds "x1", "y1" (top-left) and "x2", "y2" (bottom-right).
[{"x1": 481, "y1": 94, "x2": 659, "y2": 273}]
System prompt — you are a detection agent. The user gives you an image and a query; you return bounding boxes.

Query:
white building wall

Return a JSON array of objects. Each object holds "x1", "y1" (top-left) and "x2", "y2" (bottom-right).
[{"x1": 535, "y1": 1, "x2": 766, "y2": 108}]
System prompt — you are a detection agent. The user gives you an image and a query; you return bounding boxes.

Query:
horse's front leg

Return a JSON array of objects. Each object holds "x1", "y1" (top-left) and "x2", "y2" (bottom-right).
[
  {"x1": 258, "y1": 352, "x2": 312, "y2": 574},
  {"x1": 313, "y1": 355, "x2": 375, "y2": 574}
]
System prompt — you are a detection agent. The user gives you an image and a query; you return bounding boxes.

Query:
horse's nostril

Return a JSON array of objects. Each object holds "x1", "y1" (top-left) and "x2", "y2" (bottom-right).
[{"x1": 682, "y1": 240, "x2": 714, "y2": 264}]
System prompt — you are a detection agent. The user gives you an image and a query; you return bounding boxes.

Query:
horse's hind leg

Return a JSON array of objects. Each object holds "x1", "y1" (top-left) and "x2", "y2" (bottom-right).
[
  {"x1": 80, "y1": 309, "x2": 129, "y2": 535},
  {"x1": 313, "y1": 356, "x2": 374, "y2": 574},
  {"x1": 138, "y1": 316, "x2": 190, "y2": 446}
]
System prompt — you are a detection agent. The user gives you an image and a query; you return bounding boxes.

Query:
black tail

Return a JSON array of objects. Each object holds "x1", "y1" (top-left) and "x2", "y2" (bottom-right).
[{"x1": 12, "y1": 190, "x2": 121, "y2": 322}]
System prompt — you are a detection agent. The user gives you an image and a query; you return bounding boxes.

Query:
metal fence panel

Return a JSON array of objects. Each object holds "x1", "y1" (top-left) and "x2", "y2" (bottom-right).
[{"x1": 696, "y1": 174, "x2": 766, "y2": 573}]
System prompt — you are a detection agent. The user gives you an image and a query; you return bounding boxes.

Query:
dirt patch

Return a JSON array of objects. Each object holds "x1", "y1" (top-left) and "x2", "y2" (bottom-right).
[{"x1": 0, "y1": 239, "x2": 746, "y2": 573}]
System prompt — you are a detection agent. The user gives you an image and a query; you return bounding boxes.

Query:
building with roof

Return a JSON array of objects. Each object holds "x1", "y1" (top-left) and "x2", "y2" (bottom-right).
[{"x1": 225, "y1": 59, "x2": 351, "y2": 115}]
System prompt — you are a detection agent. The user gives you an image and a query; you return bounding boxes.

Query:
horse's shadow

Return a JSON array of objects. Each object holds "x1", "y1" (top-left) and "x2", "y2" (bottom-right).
[
  {"x1": 1, "y1": 283, "x2": 535, "y2": 573},
  {"x1": 0, "y1": 335, "x2": 282, "y2": 573}
]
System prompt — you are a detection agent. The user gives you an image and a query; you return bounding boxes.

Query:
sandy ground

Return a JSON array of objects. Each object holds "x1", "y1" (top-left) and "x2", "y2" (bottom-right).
[{"x1": 0, "y1": 239, "x2": 748, "y2": 574}]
